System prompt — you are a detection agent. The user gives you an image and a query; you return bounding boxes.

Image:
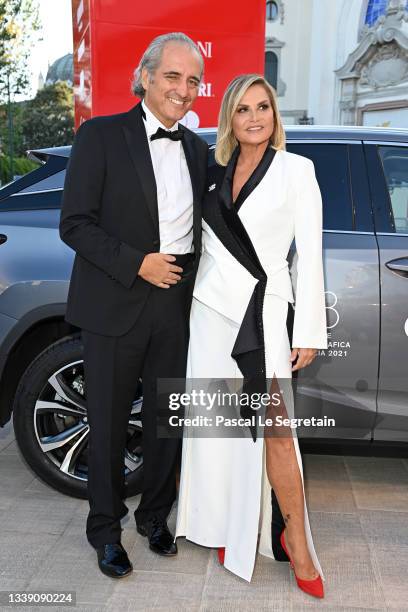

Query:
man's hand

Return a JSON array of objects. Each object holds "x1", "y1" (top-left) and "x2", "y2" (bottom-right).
[
  {"x1": 138, "y1": 253, "x2": 183, "y2": 288},
  {"x1": 290, "y1": 347, "x2": 317, "y2": 372}
]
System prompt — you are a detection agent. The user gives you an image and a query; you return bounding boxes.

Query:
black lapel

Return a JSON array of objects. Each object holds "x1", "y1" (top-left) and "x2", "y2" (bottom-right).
[
  {"x1": 205, "y1": 146, "x2": 277, "y2": 279},
  {"x1": 204, "y1": 162, "x2": 265, "y2": 282},
  {"x1": 180, "y1": 126, "x2": 200, "y2": 203},
  {"x1": 180, "y1": 126, "x2": 203, "y2": 252},
  {"x1": 122, "y1": 103, "x2": 158, "y2": 229}
]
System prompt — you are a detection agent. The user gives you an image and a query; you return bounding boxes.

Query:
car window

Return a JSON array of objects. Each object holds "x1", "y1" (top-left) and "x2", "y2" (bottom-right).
[
  {"x1": 0, "y1": 156, "x2": 67, "y2": 211},
  {"x1": 14, "y1": 170, "x2": 66, "y2": 194},
  {"x1": 379, "y1": 146, "x2": 408, "y2": 234},
  {"x1": 286, "y1": 143, "x2": 353, "y2": 231}
]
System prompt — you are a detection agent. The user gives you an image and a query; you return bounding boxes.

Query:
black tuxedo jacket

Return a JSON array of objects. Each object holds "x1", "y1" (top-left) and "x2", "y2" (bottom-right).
[{"x1": 59, "y1": 103, "x2": 208, "y2": 336}]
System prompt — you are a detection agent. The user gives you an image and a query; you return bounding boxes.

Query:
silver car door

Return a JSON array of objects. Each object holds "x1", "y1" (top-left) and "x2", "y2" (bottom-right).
[
  {"x1": 287, "y1": 141, "x2": 379, "y2": 442},
  {"x1": 365, "y1": 142, "x2": 408, "y2": 442}
]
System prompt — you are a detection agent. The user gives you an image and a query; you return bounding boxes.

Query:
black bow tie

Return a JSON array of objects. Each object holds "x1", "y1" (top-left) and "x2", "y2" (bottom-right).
[{"x1": 150, "y1": 127, "x2": 184, "y2": 142}]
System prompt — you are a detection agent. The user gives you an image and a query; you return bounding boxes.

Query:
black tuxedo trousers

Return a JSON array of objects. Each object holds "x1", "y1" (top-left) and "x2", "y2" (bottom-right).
[{"x1": 83, "y1": 261, "x2": 195, "y2": 548}]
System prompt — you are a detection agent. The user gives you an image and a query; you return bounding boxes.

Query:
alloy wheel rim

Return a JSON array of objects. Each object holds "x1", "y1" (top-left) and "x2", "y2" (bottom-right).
[{"x1": 33, "y1": 360, "x2": 143, "y2": 482}]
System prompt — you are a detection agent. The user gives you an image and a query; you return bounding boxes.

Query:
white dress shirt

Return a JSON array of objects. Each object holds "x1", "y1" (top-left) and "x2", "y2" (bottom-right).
[{"x1": 142, "y1": 100, "x2": 194, "y2": 254}]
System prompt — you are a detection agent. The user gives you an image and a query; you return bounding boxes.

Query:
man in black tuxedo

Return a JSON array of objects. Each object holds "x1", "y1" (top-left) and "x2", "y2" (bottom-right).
[{"x1": 60, "y1": 32, "x2": 208, "y2": 578}]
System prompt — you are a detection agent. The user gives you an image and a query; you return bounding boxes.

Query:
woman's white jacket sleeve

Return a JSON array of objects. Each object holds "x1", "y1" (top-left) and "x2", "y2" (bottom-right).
[{"x1": 291, "y1": 158, "x2": 328, "y2": 349}]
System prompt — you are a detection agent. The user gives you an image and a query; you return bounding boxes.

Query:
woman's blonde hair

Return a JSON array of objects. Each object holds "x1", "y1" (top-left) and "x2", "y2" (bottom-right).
[{"x1": 215, "y1": 74, "x2": 286, "y2": 166}]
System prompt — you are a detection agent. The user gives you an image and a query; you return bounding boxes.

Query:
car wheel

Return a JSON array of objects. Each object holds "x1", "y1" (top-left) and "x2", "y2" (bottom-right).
[{"x1": 13, "y1": 334, "x2": 143, "y2": 499}]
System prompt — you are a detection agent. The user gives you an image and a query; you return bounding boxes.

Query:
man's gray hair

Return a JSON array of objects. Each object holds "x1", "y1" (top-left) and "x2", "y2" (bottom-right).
[{"x1": 132, "y1": 32, "x2": 204, "y2": 98}]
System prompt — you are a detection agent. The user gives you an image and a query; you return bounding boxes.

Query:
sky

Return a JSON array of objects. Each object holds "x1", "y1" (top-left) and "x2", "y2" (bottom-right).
[{"x1": 28, "y1": 0, "x2": 73, "y2": 96}]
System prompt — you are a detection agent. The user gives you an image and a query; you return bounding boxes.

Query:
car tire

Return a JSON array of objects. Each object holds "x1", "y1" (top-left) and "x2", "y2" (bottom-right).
[{"x1": 13, "y1": 334, "x2": 143, "y2": 499}]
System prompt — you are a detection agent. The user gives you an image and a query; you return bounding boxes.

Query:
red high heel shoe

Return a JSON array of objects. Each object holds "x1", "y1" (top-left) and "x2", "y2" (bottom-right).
[
  {"x1": 280, "y1": 529, "x2": 324, "y2": 599},
  {"x1": 217, "y1": 547, "x2": 225, "y2": 565}
]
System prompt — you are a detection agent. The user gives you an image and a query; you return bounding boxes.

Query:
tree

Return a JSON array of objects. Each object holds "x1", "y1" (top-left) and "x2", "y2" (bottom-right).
[
  {"x1": 0, "y1": 0, "x2": 41, "y2": 102},
  {"x1": 21, "y1": 81, "x2": 74, "y2": 150},
  {"x1": 0, "y1": 0, "x2": 40, "y2": 179},
  {"x1": 0, "y1": 98, "x2": 24, "y2": 155}
]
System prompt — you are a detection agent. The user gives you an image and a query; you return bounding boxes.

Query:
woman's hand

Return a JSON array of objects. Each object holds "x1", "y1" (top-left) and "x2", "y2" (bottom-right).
[{"x1": 290, "y1": 348, "x2": 317, "y2": 371}]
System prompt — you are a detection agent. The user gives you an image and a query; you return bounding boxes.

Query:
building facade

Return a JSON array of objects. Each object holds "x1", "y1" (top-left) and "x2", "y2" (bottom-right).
[{"x1": 266, "y1": 0, "x2": 408, "y2": 126}]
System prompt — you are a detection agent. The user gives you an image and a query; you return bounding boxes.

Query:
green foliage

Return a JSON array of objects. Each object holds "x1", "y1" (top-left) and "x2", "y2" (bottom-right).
[
  {"x1": 0, "y1": 81, "x2": 74, "y2": 182},
  {"x1": 0, "y1": 0, "x2": 41, "y2": 181},
  {"x1": 0, "y1": 99, "x2": 25, "y2": 156},
  {"x1": 21, "y1": 81, "x2": 74, "y2": 150},
  {"x1": 0, "y1": 153, "x2": 37, "y2": 184},
  {"x1": 0, "y1": 0, "x2": 41, "y2": 101}
]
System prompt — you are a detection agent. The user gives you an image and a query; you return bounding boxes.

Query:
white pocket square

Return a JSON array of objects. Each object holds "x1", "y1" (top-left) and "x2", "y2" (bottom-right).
[{"x1": 208, "y1": 183, "x2": 216, "y2": 191}]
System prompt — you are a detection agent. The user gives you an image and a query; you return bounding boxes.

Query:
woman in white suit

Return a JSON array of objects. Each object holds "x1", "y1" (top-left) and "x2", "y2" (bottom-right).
[{"x1": 175, "y1": 74, "x2": 327, "y2": 598}]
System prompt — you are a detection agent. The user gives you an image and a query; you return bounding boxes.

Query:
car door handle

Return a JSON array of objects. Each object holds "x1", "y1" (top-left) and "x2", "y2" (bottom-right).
[
  {"x1": 385, "y1": 257, "x2": 408, "y2": 277},
  {"x1": 0, "y1": 234, "x2": 7, "y2": 245}
]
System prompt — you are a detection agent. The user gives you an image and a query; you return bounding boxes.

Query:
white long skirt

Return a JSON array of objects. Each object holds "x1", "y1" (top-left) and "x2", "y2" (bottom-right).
[{"x1": 175, "y1": 294, "x2": 324, "y2": 583}]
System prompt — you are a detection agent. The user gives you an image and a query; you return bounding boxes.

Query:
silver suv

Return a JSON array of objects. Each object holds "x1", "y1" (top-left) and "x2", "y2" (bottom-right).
[{"x1": 0, "y1": 126, "x2": 407, "y2": 499}]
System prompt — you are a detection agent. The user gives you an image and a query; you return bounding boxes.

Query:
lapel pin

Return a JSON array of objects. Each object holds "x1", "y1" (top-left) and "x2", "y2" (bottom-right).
[{"x1": 208, "y1": 183, "x2": 216, "y2": 191}]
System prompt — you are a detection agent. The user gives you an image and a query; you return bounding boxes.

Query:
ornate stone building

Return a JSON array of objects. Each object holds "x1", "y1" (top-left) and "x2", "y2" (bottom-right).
[{"x1": 265, "y1": 0, "x2": 408, "y2": 126}]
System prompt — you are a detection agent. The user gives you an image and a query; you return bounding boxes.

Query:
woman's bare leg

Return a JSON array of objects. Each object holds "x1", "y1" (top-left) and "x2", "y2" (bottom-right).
[{"x1": 265, "y1": 376, "x2": 319, "y2": 580}]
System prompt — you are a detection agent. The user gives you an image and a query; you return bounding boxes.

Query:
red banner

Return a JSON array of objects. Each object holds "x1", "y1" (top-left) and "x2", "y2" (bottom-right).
[{"x1": 72, "y1": 0, "x2": 266, "y2": 128}]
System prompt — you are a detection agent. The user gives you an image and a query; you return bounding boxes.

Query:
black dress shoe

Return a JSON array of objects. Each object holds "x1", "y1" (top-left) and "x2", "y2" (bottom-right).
[
  {"x1": 136, "y1": 516, "x2": 178, "y2": 556},
  {"x1": 96, "y1": 543, "x2": 133, "y2": 578}
]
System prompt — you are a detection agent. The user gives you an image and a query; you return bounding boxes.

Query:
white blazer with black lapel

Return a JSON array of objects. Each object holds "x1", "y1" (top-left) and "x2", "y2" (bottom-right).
[
  {"x1": 194, "y1": 146, "x2": 327, "y2": 366},
  {"x1": 60, "y1": 103, "x2": 208, "y2": 336}
]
